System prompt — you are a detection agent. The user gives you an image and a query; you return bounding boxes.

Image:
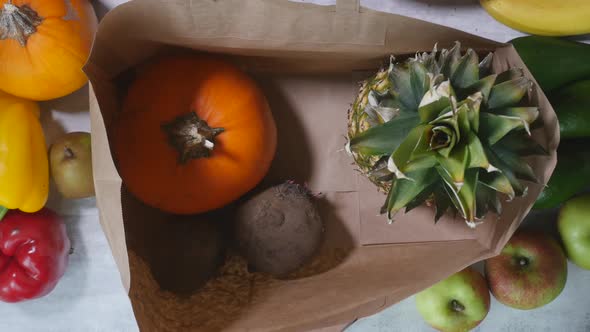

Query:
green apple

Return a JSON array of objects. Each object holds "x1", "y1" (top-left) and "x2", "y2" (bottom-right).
[
  {"x1": 49, "y1": 132, "x2": 95, "y2": 199},
  {"x1": 559, "y1": 194, "x2": 590, "y2": 269},
  {"x1": 485, "y1": 230, "x2": 567, "y2": 310},
  {"x1": 416, "y1": 267, "x2": 490, "y2": 332}
]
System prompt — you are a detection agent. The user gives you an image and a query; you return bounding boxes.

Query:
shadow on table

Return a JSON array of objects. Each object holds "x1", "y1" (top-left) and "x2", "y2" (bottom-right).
[
  {"x1": 45, "y1": 182, "x2": 98, "y2": 217},
  {"x1": 91, "y1": 0, "x2": 110, "y2": 20},
  {"x1": 40, "y1": 85, "x2": 90, "y2": 114},
  {"x1": 567, "y1": 35, "x2": 590, "y2": 42},
  {"x1": 410, "y1": 0, "x2": 479, "y2": 7}
]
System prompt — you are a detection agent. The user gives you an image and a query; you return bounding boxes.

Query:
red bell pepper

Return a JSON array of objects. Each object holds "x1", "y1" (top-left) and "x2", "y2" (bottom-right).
[{"x1": 0, "y1": 208, "x2": 70, "y2": 302}]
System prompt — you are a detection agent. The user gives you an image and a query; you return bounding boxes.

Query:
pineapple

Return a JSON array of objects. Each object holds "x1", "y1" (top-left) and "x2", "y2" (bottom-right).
[{"x1": 347, "y1": 42, "x2": 546, "y2": 227}]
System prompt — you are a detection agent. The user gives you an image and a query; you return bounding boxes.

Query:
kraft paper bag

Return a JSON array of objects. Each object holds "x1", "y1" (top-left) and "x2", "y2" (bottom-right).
[{"x1": 85, "y1": 0, "x2": 559, "y2": 330}]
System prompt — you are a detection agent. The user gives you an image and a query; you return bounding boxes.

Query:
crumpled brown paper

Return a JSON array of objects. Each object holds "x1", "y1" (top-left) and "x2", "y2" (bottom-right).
[{"x1": 85, "y1": 0, "x2": 559, "y2": 330}]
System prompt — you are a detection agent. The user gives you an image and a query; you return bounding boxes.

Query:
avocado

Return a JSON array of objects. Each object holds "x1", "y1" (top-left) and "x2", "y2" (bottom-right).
[
  {"x1": 534, "y1": 140, "x2": 590, "y2": 210},
  {"x1": 549, "y1": 80, "x2": 590, "y2": 139},
  {"x1": 511, "y1": 36, "x2": 590, "y2": 93}
]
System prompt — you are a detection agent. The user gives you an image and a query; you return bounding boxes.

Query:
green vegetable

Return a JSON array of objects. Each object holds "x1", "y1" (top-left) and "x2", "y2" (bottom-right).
[
  {"x1": 550, "y1": 80, "x2": 590, "y2": 139},
  {"x1": 510, "y1": 36, "x2": 590, "y2": 93},
  {"x1": 534, "y1": 140, "x2": 590, "y2": 209}
]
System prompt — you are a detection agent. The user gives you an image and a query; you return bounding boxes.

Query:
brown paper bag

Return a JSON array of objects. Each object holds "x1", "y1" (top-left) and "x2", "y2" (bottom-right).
[{"x1": 85, "y1": 0, "x2": 559, "y2": 331}]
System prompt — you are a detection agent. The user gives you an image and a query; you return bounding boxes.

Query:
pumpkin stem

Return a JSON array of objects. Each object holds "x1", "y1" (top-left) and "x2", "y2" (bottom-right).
[
  {"x1": 162, "y1": 112, "x2": 225, "y2": 163},
  {"x1": 0, "y1": 2, "x2": 43, "y2": 47}
]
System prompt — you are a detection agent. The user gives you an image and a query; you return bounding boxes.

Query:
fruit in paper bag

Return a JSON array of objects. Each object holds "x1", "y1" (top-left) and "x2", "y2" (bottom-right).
[
  {"x1": 485, "y1": 230, "x2": 567, "y2": 310},
  {"x1": 0, "y1": 90, "x2": 48, "y2": 213},
  {"x1": 348, "y1": 42, "x2": 544, "y2": 226},
  {"x1": 121, "y1": 189, "x2": 227, "y2": 294},
  {"x1": 481, "y1": 0, "x2": 590, "y2": 36},
  {"x1": 235, "y1": 182, "x2": 323, "y2": 277},
  {"x1": 50, "y1": 132, "x2": 95, "y2": 199},
  {"x1": 559, "y1": 195, "x2": 590, "y2": 270},
  {"x1": 0, "y1": 0, "x2": 98, "y2": 100},
  {"x1": 0, "y1": 208, "x2": 70, "y2": 303},
  {"x1": 149, "y1": 215, "x2": 226, "y2": 294},
  {"x1": 416, "y1": 267, "x2": 490, "y2": 332},
  {"x1": 511, "y1": 36, "x2": 590, "y2": 93},
  {"x1": 113, "y1": 55, "x2": 277, "y2": 214}
]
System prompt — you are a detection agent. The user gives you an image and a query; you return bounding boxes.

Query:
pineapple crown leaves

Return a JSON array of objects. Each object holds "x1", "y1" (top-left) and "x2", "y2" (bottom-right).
[{"x1": 348, "y1": 42, "x2": 547, "y2": 227}]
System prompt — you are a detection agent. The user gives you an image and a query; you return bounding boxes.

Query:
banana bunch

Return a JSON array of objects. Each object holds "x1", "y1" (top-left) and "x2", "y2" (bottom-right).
[{"x1": 481, "y1": 0, "x2": 590, "y2": 36}]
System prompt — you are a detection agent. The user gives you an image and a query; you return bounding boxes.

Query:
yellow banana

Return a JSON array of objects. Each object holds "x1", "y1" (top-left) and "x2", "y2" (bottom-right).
[{"x1": 480, "y1": 0, "x2": 590, "y2": 36}]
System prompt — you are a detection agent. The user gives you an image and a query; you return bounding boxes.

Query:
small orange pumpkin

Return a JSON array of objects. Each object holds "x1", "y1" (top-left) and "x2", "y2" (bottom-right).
[
  {"x1": 112, "y1": 55, "x2": 277, "y2": 215},
  {"x1": 0, "y1": 0, "x2": 98, "y2": 101}
]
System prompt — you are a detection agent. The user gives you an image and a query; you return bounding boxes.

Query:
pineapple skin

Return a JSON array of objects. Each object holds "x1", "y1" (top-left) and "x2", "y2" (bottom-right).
[{"x1": 348, "y1": 68, "x2": 391, "y2": 192}]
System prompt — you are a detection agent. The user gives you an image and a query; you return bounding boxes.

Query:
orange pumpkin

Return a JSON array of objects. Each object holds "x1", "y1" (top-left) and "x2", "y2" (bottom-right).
[
  {"x1": 0, "y1": 0, "x2": 98, "y2": 101},
  {"x1": 112, "y1": 55, "x2": 277, "y2": 215}
]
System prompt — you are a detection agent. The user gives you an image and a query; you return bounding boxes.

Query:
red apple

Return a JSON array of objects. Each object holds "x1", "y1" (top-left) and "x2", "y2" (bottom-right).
[{"x1": 484, "y1": 230, "x2": 567, "y2": 310}]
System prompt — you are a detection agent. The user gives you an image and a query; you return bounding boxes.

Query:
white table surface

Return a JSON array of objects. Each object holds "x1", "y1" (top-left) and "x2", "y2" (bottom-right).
[{"x1": 4, "y1": 1, "x2": 588, "y2": 331}]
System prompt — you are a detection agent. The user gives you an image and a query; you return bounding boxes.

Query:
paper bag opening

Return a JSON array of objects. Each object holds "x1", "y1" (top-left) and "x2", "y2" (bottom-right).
[{"x1": 86, "y1": 0, "x2": 559, "y2": 331}]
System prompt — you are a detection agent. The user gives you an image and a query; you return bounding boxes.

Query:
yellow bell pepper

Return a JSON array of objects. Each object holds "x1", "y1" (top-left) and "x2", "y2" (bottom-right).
[{"x1": 0, "y1": 90, "x2": 48, "y2": 214}]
